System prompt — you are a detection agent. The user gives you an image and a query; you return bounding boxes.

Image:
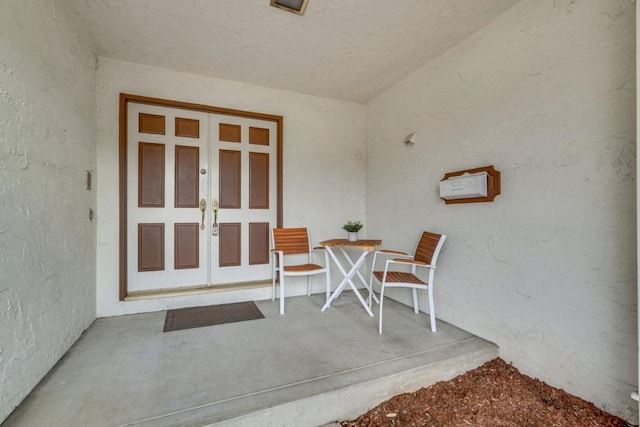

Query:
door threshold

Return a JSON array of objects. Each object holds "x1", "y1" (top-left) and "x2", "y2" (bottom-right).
[{"x1": 125, "y1": 280, "x2": 271, "y2": 301}]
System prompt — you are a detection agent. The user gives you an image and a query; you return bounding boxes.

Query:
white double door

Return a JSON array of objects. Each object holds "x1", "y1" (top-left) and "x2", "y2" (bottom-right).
[{"x1": 127, "y1": 102, "x2": 277, "y2": 292}]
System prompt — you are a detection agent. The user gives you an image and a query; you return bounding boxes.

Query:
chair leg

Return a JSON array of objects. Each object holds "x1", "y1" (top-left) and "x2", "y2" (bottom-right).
[
  {"x1": 272, "y1": 269, "x2": 276, "y2": 301},
  {"x1": 412, "y1": 288, "x2": 419, "y2": 314},
  {"x1": 428, "y1": 285, "x2": 436, "y2": 332},
  {"x1": 307, "y1": 276, "x2": 311, "y2": 297},
  {"x1": 378, "y1": 285, "x2": 385, "y2": 334},
  {"x1": 280, "y1": 276, "x2": 285, "y2": 315},
  {"x1": 325, "y1": 271, "x2": 330, "y2": 302}
]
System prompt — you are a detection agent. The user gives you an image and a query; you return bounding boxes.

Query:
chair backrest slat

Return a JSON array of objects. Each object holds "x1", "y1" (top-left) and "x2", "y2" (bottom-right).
[
  {"x1": 272, "y1": 227, "x2": 311, "y2": 255},
  {"x1": 414, "y1": 231, "x2": 445, "y2": 265}
]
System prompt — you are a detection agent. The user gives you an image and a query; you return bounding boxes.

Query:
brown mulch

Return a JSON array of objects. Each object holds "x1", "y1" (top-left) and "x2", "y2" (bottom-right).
[{"x1": 341, "y1": 358, "x2": 634, "y2": 427}]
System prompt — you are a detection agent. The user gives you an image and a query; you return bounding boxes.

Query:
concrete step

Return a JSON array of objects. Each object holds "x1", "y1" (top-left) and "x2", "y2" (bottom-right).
[{"x1": 135, "y1": 337, "x2": 498, "y2": 427}]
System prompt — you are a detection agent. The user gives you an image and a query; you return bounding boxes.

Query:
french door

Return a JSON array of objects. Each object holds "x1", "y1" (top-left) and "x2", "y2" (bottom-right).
[{"x1": 126, "y1": 101, "x2": 278, "y2": 293}]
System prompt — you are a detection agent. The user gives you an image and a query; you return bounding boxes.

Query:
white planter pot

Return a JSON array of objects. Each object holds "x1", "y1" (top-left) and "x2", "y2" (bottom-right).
[{"x1": 348, "y1": 232, "x2": 358, "y2": 242}]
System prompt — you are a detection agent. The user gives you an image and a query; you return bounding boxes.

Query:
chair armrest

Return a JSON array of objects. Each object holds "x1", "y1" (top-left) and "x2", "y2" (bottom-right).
[
  {"x1": 371, "y1": 250, "x2": 412, "y2": 279},
  {"x1": 378, "y1": 249, "x2": 410, "y2": 256},
  {"x1": 389, "y1": 258, "x2": 435, "y2": 268}
]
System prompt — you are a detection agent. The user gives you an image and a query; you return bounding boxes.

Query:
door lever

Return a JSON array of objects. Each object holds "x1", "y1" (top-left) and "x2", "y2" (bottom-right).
[
  {"x1": 199, "y1": 199, "x2": 206, "y2": 230},
  {"x1": 212, "y1": 199, "x2": 219, "y2": 236}
]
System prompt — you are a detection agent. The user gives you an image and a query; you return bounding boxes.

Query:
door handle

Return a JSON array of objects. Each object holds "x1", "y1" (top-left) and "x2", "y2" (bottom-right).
[
  {"x1": 212, "y1": 199, "x2": 219, "y2": 236},
  {"x1": 199, "y1": 199, "x2": 206, "y2": 230}
]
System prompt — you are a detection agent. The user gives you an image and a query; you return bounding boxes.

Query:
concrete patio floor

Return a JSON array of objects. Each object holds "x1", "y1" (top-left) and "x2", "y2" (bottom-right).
[{"x1": 3, "y1": 292, "x2": 498, "y2": 427}]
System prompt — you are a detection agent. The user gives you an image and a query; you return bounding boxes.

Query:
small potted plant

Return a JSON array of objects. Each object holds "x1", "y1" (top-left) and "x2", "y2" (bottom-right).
[{"x1": 342, "y1": 220, "x2": 363, "y2": 242}]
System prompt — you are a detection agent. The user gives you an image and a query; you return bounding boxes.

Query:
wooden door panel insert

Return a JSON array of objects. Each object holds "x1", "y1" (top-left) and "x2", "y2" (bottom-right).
[
  {"x1": 249, "y1": 152, "x2": 269, "y2": 209},
  {"x1": 219, "y1": 123, "x2": 241, "y2": 142},
  {"x1": 175, "y1": 145, "x2": 199, "y2": 208},
  {"x1": 139, "y1": 113, "x2": 165, "y2": 135},
  {"x1": 219, "y1": 149, "x2": 241, "y2": 209},
  {"x1": 174, "y1": 223, "x2": 199, "y2": 269},
  {"x1": 249, "y1": 127, "x2": 269, "y2": 146},
  {"x1": 219, "y1": 223, "x2": 241, "y2": 267},
  {"x1": 249, "y1": 222, "x2": 269, "y2": 265},
  {"x1": 138, "y1": 223, "x2": 165, "y2": 271},
  {"x1": 175, "y1": 117, "x2": 200, "y2": 138},
  {"x1": 138, "y1": 142, "x2": 165, "y2": 207}
]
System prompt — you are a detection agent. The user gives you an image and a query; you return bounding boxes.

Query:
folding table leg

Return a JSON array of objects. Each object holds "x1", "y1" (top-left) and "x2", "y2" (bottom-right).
[
  {"x1": 337, "y1": 247, "x2": 380, "y2": 305},
  {"x1": 321, "y1": 248, "x2": 374, "y2": 317}
]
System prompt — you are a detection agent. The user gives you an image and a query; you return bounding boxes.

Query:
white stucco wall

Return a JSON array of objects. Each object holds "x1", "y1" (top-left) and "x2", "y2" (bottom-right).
[
  {"x1": 366, "y1": 0, "x2": 637, "y2": 422},
  {"x1": 0, "y1": 0, "x2": 97, "y2": 423},
  {"x1": 96, "y1": 58, "x2": 366, "y2": 316},
  {"x1": 637, "y1": 0, "x2": 640, "y2": 418}
]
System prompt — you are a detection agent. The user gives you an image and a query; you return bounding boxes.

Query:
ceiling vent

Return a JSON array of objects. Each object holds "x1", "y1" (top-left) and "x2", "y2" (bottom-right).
[{"x1": 270, "y1": 0, "x2": 308, "y2": 16}]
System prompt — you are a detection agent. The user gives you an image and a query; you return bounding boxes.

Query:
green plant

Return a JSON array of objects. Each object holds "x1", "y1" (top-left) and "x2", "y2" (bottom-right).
[{"x1": 342, "y1": 220, "x2": 363, "y2": 232}]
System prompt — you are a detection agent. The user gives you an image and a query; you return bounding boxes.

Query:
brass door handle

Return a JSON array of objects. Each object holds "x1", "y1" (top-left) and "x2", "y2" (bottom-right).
[
  {"x1": 199, "y1": 199, "x2": 206, "y2": 230},
  {"x1": 212, "y1": 199, "x2": 219, "y2": 235}
]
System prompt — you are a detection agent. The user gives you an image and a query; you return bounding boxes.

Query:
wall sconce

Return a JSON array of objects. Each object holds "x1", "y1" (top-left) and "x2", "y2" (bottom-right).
[
  {"x1": 270, "y1": 0, "x2": 309, "y2": 15},
  {"x1": 404, "y1": 132, "x2": 417, "y2": 145}
]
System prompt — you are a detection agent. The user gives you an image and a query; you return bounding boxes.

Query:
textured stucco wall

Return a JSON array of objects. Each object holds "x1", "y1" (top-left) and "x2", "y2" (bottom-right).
[
  {"x1": 96, "y1": 58, "x2": 366, "y2": 316},
  {"x1": 0, "y1": 0, "x2": 97, "y2": 423},
  {"x1": 637, "y1": 0, "x2": 640, "y2": 419},
  {"x1": 366, "y1": 0, "x2": 637, "y2": 421}
]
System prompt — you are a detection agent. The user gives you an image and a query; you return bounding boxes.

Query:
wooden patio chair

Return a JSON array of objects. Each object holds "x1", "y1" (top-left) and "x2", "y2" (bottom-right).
[
  {"x1": 271, "y1": 227, "x2": 330, "y2": 315},
  {"x1": 369, "y1": 231, "x2": 447, "y2": 334}
]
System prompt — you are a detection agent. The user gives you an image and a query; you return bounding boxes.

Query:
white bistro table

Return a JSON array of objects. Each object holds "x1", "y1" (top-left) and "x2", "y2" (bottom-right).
[{"x1": 319, "y1": 238, "x2": 382, "y2": 317}]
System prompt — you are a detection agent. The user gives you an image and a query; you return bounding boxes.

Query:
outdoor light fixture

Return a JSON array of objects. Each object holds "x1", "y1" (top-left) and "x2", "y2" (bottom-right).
[
  {"x1": 270, "y1": 0, "x2": 308, "y2": 16},
  {"x1": 404, "y1": 132, "x2": 417, "y2": 145}
]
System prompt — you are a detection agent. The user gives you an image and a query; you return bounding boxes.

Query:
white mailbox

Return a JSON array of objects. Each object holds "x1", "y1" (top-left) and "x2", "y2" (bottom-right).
[{"x1": 439, "y1": 171, "x2": 488, "y2": 200}]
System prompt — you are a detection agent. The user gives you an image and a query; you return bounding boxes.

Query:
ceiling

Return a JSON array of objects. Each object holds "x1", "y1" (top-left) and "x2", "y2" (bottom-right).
[{"x1": 62, "y1": 0, "x2": 519, "y2": 104}]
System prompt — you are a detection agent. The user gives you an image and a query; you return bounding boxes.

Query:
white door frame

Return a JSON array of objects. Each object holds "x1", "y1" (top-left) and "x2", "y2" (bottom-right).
[{"x1": 634, "y1": 2, "x2": 639, "y2": 413}]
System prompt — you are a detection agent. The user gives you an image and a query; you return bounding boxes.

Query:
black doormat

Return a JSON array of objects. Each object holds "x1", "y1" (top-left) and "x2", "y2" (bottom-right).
[{"x1": 163, "y1": 301, "x2": 265, "y2": 332}]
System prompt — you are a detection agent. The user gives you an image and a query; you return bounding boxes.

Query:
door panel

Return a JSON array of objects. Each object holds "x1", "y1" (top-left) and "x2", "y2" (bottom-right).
[
  {"x1": 174, "y1": 145, "x2": 200, "y2": 208},
  {"x1": 138, "y1": 142, "x2": 165, "y2": 207},
  {"x1": 219, "y1": 149, "x2": 241, "y2": 208},
  {"x1": 127, "y1": 103, "x2": 209, "y2": 292},
  {"x1": 210, "y1": 115, "x2": 277, "y2": 284},
  {"x1": 248, "y1": 222, "x2": 270, "y2": 265},
  {"x1": 138, "y1": 223, "x2": 165, "y2": 271},
  {"x1": 174, "y1": 223, "x2": 200, "y2": 269},
  {"x1": 138, "y1": 112, "x2": 165, "y2": 134},
  {"x1": 218, "y1": 222, "x2": 242, "y2": 267},
  {"x1": 175, "y1": 117, "x2": 200, "y2": 138},
  {"x1": 127, "y1": 103, "x2": 277, "y2": 292}
]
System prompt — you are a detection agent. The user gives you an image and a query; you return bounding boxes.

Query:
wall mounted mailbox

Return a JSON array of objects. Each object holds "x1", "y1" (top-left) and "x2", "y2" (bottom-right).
[
  {"x1": 440, "y1": 171, "x2": 487, "y2": 200},
  {"x1": 440, "y1": 165, "x2": 501, "y2": 204}
]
